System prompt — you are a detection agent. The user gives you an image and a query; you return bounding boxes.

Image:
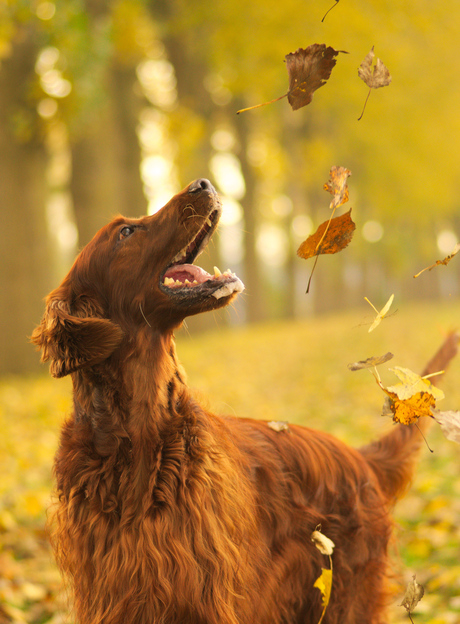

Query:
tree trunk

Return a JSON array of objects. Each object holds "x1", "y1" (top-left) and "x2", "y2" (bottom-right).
[
  {"x1": 0, "y1": 26, "x2": 52, "y2": 375},
  {"x1": 70, "y1": 63, "x2": 147, "y2": 247}
]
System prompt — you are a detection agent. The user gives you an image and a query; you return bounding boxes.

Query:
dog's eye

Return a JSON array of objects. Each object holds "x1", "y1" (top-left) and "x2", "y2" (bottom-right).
[{"x1": 119, "y1": 226, "x2": 135, "y2": 240}]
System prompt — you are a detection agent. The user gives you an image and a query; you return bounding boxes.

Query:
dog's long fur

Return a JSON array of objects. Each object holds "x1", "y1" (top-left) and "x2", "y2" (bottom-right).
[{"x1": 32, "y1": 179, "x2": 457, "y2": 624}]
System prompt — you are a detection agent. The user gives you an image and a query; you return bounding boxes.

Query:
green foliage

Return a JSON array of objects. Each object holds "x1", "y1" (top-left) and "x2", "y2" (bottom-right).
[{"x1": 2, "y1": 301, "x2": 458, "y2": 621}]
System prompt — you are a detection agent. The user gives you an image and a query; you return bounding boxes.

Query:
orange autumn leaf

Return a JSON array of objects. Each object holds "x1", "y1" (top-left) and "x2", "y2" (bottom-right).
[
  {"x1": 297, "y1": 209, "x2": 356, "y2": 260},
  {"x1": 323, "y1": 166, "x2": 351, "y2": 210},
  {"x1": 383, "y1": 391, "x2": 436, "y2": 425}
]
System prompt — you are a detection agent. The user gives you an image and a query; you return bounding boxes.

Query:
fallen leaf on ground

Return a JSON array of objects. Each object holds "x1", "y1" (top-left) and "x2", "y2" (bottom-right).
[
  {"x1": 348, "y1": 352, "x2": 394, "y2": 371},
  {"x1": 365, "y1": 293, "x2": 394, "y2": 332},
  {"x1": 400, "y1": 575, "x2": 425, "y2": 616},
  {"x1": 433, "y1": 410, "x2": 460, "y2": 444},
  {"x1": 358, "y1": 46, "x2": 391, "y2": 120},
  {"x1": 323, "y1": 166, "x2": 351, "y2": 209},
  {"x1": 237, "y1": 44, "x2": 346, "y2": 114},
  {"x1": 414, "y1": 242, "x2": 460, "y2": 278}
]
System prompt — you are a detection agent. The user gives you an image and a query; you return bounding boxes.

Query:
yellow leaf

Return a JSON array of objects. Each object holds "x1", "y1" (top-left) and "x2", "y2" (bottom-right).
[
  {"x1": 314, "y1": 568, "x2": 333, "y2": 624},
  {"x1": 387, "y1": 366, "x2": 444, "y2": 401},
  {"x1": 385, "y1": 391, "x2": 436, "y2": 425},
  {"x1": 365, "y1": 293, "x2": 394, "y2": 332}
]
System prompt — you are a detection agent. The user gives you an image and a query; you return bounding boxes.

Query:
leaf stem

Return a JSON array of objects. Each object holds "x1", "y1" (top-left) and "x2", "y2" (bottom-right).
[
  {"x1": 236, "y1": 93, "x2": 288, "y2": 114},
  {"x1": 358, "y1": 88, "x2": 371, "y2": 121}
]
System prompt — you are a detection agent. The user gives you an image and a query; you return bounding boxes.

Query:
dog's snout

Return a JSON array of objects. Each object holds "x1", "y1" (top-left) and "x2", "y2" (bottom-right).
[{"x1": 188, "y1": 179, "x2": 215, "y2": 194}]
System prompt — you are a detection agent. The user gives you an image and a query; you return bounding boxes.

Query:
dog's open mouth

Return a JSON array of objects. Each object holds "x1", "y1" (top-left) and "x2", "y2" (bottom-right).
[{"x1": 160, "y1": 208, "x2": 244, "y2": 301}]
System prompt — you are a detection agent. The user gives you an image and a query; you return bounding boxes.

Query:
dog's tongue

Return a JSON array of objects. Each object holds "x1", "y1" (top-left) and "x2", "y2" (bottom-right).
[{"x1": 163, "y1": 264, "x2": 210, "y2": 285}]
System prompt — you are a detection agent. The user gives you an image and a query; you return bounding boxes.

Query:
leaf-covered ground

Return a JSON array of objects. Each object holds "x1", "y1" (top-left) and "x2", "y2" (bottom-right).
[{"x1": 1, "y1": 300, "x2": 460, "y2": 623}]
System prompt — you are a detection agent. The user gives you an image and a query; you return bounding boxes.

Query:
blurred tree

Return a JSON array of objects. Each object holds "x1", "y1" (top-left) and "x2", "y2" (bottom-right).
[
  {"x1": 63, "y1": 0, "x2": 148, "y2": 245},
  {"x1": 0, "y1": 21, "x2": 53, "y2": 375}
]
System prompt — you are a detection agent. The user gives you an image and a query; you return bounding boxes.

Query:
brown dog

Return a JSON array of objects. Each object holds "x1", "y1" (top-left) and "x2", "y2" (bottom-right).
[{"x1": 32, "y1": 179, "x2": 456, "y2": 624}]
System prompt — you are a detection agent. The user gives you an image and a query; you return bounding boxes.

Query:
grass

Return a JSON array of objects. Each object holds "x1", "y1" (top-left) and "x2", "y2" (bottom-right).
[{"x1": 1, "y1": 298, "x2": 460, "y2": 623}]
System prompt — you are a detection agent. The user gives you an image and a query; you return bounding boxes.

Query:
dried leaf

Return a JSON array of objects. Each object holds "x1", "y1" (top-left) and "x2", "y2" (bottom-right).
[
  {"x1": 286, "y1": 44, "x2": 345, "y2": 110},
  {"x1": 297, "y1": 209, "x2": 356, "y2": 260},
  {"x1": 298, "y1": 209, "x2": 356, "y2": 293},
  {"x1": 311, "y1": 527, "x2": 335, "y2": 556},
  {"x1": 433, "y1": 410, "x2": 460, "y2": 444},
  {"x1": 358, "y1": 46, "x2": 391, "y2": 120},
  {"x1": 348, "y1": 352, "x2": 394, "y2": 371},
  {"x1": 365, "y1": 293, "x2": 394, "y2": 332},
  {"x1": 267, "y1": 421, "x2": 290, "y2": 432},
  {"x1": 323, "y1": 166, "x2": 351, "y2": 210},
  {"x1": 400, "y1": 575, "x2": 425, "y2": 614},
  {"x1": 414, "y1": 242, "x2": 460, "y2": 278},
  {"x1": 237, "y1": 44, "x2": 346, "y2": 114}
]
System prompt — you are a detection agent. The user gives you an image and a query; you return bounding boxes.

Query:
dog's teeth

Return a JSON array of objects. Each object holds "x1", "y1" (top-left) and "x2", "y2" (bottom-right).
[
  {"x1": 192, "y1": 280, "x2": 198, "y2": 285},
  {"x1": 206, "y1": 217, "x2": 212, "y2": 227},
  {"x1": 185, "y1": 279, "x2": 191, "y2": 285},
  {"x1": 175, "y1": 280, "x2": 182, "y2": 286},
  {"x1": 164, "y1": 277, "x2": 175, "y2": 286},
  {"x1": 213, "y1": 266, "x2": 222, "y2": 277}
]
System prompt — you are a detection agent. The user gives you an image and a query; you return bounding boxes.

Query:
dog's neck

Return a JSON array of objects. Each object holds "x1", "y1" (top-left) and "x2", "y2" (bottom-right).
[{"x1": 72, "y1": 327, "x2": 189, "y2": 434}]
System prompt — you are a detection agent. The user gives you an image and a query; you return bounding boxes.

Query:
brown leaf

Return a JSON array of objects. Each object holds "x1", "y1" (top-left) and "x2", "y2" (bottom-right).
[
  {"x1": 414, "y1": 242, "x2": 460, "y2": 278},
  {"x1": 399, "y1": 575, "x2": 425, "y2": 614},
  {"x1": 384, "y1": 391, "x2": 436, "y2": 425},
  {"x1": 433, "y1": 410, "x2": 460, "y2": 444},
  {"x1": 348, "y1": 352, "x2": 394, "y2": 371},
  {"x1": 323, "y1": 166, "x2": 352, "y2": 209},
  {"x1": 236, "y1": 43, "x2": 346, "y2": 115},
  {"x1": 297, "y1": 209, "x2": 356, "y2": 260},
  {"x1": 286, "y1": 44, "x2": 345, "y2": 110},
  {"x1": 358, "y1": 47, "x2": 391, "y2": 120}
]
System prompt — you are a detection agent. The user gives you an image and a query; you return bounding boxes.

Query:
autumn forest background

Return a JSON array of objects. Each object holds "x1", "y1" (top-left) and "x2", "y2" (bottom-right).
[{"x1": 1, "y1": 0, "x2": 460, "y2": 623}]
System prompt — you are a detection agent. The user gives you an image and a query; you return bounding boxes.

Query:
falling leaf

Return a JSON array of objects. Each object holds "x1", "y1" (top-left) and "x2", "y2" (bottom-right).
[
  {"x1": 314, "y1": 569, "x2": 333, "y2": 615},
  {"x1": 311, "y1": 526, "x2": 335, "y2": 556},
  {"x1": 386, "y1": 367, "x2": 444, "y2": 402},
  {"x1": 348, "y1": 352, "x2": 394, "y2": 371},
  {"x1": 237, "y1": 44, "x2": 346, "y2": 114},
  {"x1": 323, "y1": 166, "x2": 352, "y2": 210},
  {"x1": 384, "y1": 391, "x2": 437, "y2": 425},
  {"x1": 268, "y1": 421, "x2": 290, "y2": 432},
  {"x1": 378, "y1": 367, "x2": 444, "y2": 425},
  {"x1": 433, "y1": 410, "x2": 460, "y2": 444},
  {"x1": 400, "y1": 575, "x2": 425, "y2": 617},
  {"x1": 298, "y1": 209, "x2": 356, "y2": 260},
  {"x1": 321, "y1": 0, "x2": 339, "y2": 22},
  {"x1": 297, "y1": 209, "x2": 356, "y2": 293},
  {"x1": 414, "y1": 242, "x2": 460, "y2": 278},
  {"x1": 358, "y1": 46, "x2": 391, "y2": 120},
  {"x1": 365, "y1": 293, "x2": 394, "y2": 332}
]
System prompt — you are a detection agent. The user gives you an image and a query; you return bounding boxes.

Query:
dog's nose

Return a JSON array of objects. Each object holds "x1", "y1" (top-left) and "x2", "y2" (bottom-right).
[{"x1": 188, "y1": 179, "x2": 215, "y2": 194}]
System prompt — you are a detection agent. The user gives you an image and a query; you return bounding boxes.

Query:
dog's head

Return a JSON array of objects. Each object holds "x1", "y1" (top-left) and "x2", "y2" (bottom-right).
[{"x1": 32, "y1": 179, "x2": 244, "y2": 377}]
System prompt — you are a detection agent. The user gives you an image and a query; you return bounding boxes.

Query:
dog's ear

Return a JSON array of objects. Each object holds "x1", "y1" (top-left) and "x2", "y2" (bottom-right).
[{"x1": 31, "y1": 284, "x2": 123, "y2": 378}]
